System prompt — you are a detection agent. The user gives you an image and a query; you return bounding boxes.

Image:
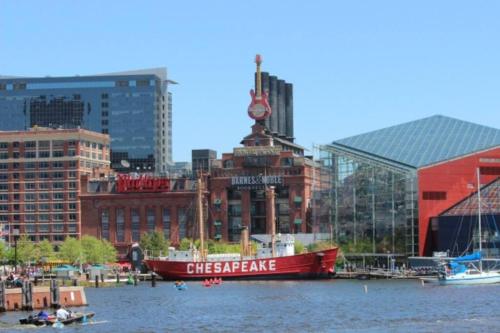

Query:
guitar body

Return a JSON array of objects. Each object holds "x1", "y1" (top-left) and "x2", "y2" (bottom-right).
[{"x1": 248, "y1": 89, "x2": 272, "y2": 120}]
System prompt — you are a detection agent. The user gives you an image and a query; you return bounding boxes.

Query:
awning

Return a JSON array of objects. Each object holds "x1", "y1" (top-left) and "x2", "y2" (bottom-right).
[
  {"x1": 214, "y1": 234, "x2": 222, "y2": 240},
  {"x1": 214, "y1": 220, "x2": 222, "y2": 226},
  {"x1": 214, "y1": 199, "x2": 222, "y2": 205},
  {"x1": 294, "y1": 196, "x2": 302, "y2": 203},
  {"x1": 294, "y1": 218, "x2": 302, "y2": 225}
]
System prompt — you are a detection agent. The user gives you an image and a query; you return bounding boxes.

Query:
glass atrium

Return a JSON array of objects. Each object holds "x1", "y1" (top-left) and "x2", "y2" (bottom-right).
[{"x1": 314, "y1": 145, "x2": 418, "y2": 256}]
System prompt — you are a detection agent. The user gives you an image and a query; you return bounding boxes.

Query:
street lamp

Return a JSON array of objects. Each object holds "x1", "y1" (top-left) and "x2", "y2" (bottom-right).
[{"x1": 12, "y1": 228, "x2": 19, "y2": 273}]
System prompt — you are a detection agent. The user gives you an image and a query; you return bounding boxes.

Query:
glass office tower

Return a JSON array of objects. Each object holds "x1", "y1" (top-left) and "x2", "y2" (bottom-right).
[{"x1": 0, "y1": 68, "x2": 174, "y2": 174}]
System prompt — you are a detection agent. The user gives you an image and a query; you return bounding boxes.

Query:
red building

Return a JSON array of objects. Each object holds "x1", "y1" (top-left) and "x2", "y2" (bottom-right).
[
  {"x1": 418, "y1": 147, "x2": 500, "y2": 255},
  {"x1": 208, "y1": 123, "x2": 316, "y2": 242},
  {"x1": 80, "y1": 176, "x2": 199, "y2": 254}
]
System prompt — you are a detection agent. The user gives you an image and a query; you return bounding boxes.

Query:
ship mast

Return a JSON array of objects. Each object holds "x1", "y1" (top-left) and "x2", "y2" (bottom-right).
[
  {"x1": 197, "y1": 173, "x2": 206, "y2": 261},
  {"x1": 477, "y1": 167, "x2": 482, "y2": 272},
  {"x1": 266, "y1": 185, "x2": 276, "y2": 257}
]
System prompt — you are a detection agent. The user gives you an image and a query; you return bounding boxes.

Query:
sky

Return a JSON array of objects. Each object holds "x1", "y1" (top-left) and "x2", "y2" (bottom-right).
[{"x1": 1, "y1": 1, "x2": 499, "y2": 162}]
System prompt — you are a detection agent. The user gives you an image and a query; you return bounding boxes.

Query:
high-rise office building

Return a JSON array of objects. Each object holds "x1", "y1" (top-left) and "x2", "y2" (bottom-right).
[
  {"x1": 0, "y1": 127, "x2": 110, "y2": 243},
  {"x1": 0, "y1": 68, "x2": 174, "y2": 174}
]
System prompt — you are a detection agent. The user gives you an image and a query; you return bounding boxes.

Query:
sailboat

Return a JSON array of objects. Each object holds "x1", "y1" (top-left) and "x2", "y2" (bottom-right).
[
  {"x1": 437, "y1": 168, "x2": 500, "y2": 285},
  {"x1": 144, "y1": 175, "x2": 339, "y2": 280}
]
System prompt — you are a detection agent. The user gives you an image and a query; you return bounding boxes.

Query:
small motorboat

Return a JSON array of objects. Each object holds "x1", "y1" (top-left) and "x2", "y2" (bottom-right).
[{"x1": 20, "y1": 312, "x2": 95, "y2": 326}]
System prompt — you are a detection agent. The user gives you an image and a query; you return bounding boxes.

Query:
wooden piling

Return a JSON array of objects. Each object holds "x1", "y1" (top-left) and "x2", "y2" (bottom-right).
[
  {"x1": 21, "y1": 280, "x2": 33, "y2": 311},
  {"x1": 95, "y1": 275, "x2": 99, "y2": 288},
  {"x1": 151, "y1": 273, "x2": 156, "y2": 287},
  {"x1": 0, "y1": 281, "x2": 6, "y2": 312},
  {"x1": 50, "y1": 279, "x2": 59, "y2": 309}
]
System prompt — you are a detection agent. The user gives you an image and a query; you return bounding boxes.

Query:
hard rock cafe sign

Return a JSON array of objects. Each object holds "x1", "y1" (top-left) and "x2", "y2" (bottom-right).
[
  {"x1": 116, "y1": 174, "x2": 170, "y2": 193},
  {"x1": 247, "y1": 54, "x2": 272, "y2": 121}
]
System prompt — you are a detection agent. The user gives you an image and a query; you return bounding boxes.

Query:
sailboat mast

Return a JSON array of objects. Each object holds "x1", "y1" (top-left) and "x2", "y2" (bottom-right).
[
  {"x1": 197, "y1": 175, "x2": 205, "y2": 261},
  {"x1": 477, "y1": 167, "x2": 482, "y2": 272}
]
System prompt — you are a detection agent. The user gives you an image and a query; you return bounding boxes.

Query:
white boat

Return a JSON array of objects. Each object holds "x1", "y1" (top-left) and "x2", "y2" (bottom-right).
[{"x1": 437, "y1": 168, "x2": 500, "y2": 285}]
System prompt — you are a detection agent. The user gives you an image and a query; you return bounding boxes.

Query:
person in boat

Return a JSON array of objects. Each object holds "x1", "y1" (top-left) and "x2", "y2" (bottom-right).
[
  {"x1": 37, "y1": 310, "x2": 49, "y2": 320},
  {"x1": 56, "y1": 305, "x2": 71, "y2": 321}
]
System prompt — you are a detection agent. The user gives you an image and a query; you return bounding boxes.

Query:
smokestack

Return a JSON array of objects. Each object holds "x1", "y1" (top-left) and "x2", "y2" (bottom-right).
[
  {"x1": 277, "y1": 80, "x2": 286, "y2": 137},
  {"x1": 285, "y1": 83, "x2": 294, "y2": 141},
  {"x1": 269, "y1": 76, "x2": 278, "y2": 134},
  {"x1": 260, "y1": 72, "x2": 270, "y2": 130}
]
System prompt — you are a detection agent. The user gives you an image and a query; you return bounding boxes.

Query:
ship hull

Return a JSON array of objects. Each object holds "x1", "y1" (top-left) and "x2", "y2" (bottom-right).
[{"x1": 144, "y1": 248, "x2": 338, "y2": 280}]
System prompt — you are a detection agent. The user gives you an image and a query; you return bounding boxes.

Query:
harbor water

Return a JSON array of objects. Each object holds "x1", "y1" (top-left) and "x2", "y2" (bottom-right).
[{"x1": 0, "y1": 279, "x2": 499, "y2": 332}]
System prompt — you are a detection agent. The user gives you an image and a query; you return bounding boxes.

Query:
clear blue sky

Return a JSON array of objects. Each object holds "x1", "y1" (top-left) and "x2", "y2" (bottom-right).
[{"x1": 2, "y1": 1, "x2": 499, "y2": 162}]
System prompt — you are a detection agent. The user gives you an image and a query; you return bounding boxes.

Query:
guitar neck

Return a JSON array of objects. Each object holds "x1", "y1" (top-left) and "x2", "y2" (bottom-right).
[{"x1": 255, "y1": 55, "x2": 262, "y2": 99}]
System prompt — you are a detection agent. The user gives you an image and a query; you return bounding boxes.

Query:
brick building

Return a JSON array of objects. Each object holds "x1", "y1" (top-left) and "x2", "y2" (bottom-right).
[{"x1": 0, "y1": 127, "x2": 110, "y2": 244}]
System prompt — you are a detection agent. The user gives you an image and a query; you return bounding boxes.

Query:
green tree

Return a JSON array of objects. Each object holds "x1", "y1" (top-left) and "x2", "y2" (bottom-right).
[
  {"x1": 81, "y1": 236, "x2": 102, "y2": 264},
  {"x1": 14, "y1": 235, "x2": 37, "y2": 265},
  {"x1": 36, "y1": 239, "x2": 56, "y2": 263},
  {"x1": 100, "y1": 239, "x2": 118, "y2": 263},
  {"x1": 0, "y1": 241, "x2": 8, "y2": 262},
  {"x1": 81, "y1": 235, "x2": 118, "y2": 264},
  {"x1": 58, "y1": 237, "x2": 82, "y2": 265},
  {"x1": 294, "y1": 240, "x2": 305, "y2": 254},
  {"x1": 140, "y1": 231, "x2": 170, "y2": 257}
]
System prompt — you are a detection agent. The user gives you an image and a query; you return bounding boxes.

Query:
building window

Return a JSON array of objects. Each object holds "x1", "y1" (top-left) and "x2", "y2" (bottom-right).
[
  {"x1": 53, "y1": 203, "x2": 64, "y2": 211},
  {"x1": 24, "y1": 141, "x2": 36, "y2": 149},
  {"x1": 423, "y1": 191, "x2": 447, "y2": 200},
  {"x1": 25, "y1": 204, "x2": 36, "y2": 211},
  {"x1": 178, "y1": 208, "x2": 187, "y2": 239},
  {"x1": 53, "y1": 224, "x2": 64, "y2": 232},
  {"x1": 25, "y1": 224, "x2": 36, "y2": 233},
  {"x1": 38, "y1": 224, "x2": 49, "y2": 232},
  {"x1": 162, "y1": 208, "x2": 170, "y2": 240},
  {"x1": 131, "y1": 208, "x2": 140, "y2": 242},
  {"x1": 39, "y1": 193, "x2": 50, "y2": 200},
  {"x1": 116, "y1": 80, "x2": 129, "y2": 87},
  {"x1": 147, "y1": 208, "x2": 155, "y2": 232},
  {"x1": 53, "y1": 192, "x2": 64, "y2": 200},
  {"x1": 116, "y1": 208, "x2": 125, "y2": 242},
  {"x1": 101, "y1": 209, "x2": 109, "y2": 240},
  {"x1": 52, "y1": 172, "x2": 64, "y2": 179},
  {"x1": 24, "y1": 151, "x2": 36, "y2": 159},
  {"x1": 53, "y1": 151, "x2": 64, "y2": 158}
]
